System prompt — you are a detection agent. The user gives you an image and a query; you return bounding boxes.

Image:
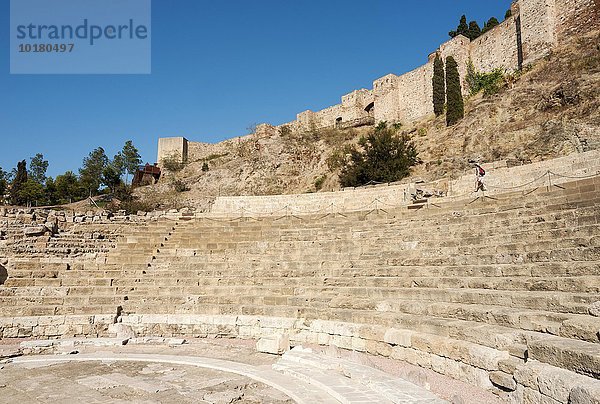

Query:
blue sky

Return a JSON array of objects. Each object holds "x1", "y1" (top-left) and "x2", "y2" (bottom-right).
[{"x1": 0, "y1": 0, "x2": 511, "y2": 178}]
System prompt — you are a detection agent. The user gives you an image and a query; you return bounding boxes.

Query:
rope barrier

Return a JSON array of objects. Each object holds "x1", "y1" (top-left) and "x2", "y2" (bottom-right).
[
  {"x1": 200, "y1": 169, "x2": 598, "y2": 220},
  {"x1": 483, "y1": 171, "x2": 550, "y2": 190},
  {"x1": 548, "y1": 170, "x2": 599, "y2": 180}
]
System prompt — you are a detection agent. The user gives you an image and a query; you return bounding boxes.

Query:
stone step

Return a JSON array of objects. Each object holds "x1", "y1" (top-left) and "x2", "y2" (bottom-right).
[
  {"x1": 119, "y1": 261, "x2": 600, "y2": 278},
  {"x1": 274, "y1": 346, "x2": 448, "y2": 403}
]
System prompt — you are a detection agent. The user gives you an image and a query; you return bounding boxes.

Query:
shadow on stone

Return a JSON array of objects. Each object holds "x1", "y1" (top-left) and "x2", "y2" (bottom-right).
[{"x1": 0, "y1": 264, "x2": 7, "y2": 285}]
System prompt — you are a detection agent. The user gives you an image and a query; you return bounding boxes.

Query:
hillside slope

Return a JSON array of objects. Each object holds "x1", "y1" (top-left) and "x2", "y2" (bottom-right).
[{"x1": 138, "y1": 30, "x2": 600, "y2": 210}]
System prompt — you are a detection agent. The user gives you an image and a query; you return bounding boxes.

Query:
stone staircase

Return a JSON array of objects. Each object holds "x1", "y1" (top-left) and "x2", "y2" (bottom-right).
[{"x1": 0, "y1": 176, "x2": 599, "y2": 402}]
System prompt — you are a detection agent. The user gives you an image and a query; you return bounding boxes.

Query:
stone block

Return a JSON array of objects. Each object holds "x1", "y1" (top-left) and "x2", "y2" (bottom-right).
[
  {"x1": 514, "y1": 361, "x2": 546, "y2": 389},
  {"x1": 108, "y1": 323, "x2": 135, "y2": 339},
  {"x1": 569, "y1": 384, "x2": 600, "y2": 404},
  {"x1": 256, "y1": 334, "x2": 290, "y2": 355},
  {"x1": 24, "y1": 226, "x2": 46, "y2": 237},
  {"x1": 529, "y1": 338, "x2": 600, "y2": 379},
  {"x1": 20, "y1": 340, "x2": 55, "y2": 349},
  {"x1": 588, "y1": 301, "x2": 600, "y2": 317},
  {"x1": 538, "y1": 366, "x2": 587, "y2": 403},
  {"x1": 509, "y1": 343, "x2": 528, "y2": 359},
  {"x1": 489, "y1": 371, "x2": 516, "y2": 391},
  {"x1": 383, "y1": 328, "x2": 413, "y2": 347},
  {"x1": 559, "y1": 317, "x2": 600, "y2": 342}
]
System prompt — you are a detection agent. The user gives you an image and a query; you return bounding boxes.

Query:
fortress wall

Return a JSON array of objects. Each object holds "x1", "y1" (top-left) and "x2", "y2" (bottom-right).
[
  {"x1": 396, "y1": 64, "x2": 434, "y2": 123},
  {"x1": 312, "y1": 104, "x2": 344, "y2": 128},
  {"x1": 163, "y1": 0, "x2": 597, "y2": 152},
  {"x1": 438, "y1": 36, "x2": 472, "y2": 94},
  {"x1": 519, "y1": 0, "x2": 558, "y2": 65},
  {"x1": 554, "y1": 0, "x2": 599, "y2": 37},
  {"x1": 340, "y1": 89, "x2": 375, "y2": 121},
  {"x1": 209, "y1": 149, "x2": 600, "y2": 215},
  {"x1": 470, "y1": 18, "x2": 520, "y2": 73},
  {"x1": 373, "y1": 74, "x2": 400, "y2": 123},
  {"x1": 187, "y1": 141, "x2": 229, "y2": 161}
]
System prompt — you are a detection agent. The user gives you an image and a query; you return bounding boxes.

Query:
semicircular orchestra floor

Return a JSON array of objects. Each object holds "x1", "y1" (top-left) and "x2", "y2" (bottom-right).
[{"x1": 0, "y1": 338, "x2": 504, "y2": 404}]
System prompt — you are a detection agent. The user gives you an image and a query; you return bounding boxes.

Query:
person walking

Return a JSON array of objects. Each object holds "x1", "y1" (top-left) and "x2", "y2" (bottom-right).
[{"x1": 474, "y1": 163, "x2": 486, "y2": 192}]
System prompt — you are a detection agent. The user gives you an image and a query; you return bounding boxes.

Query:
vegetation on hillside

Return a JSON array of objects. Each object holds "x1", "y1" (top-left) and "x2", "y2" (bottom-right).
[
  {"x1": 466, "y1": 61, "x2": 506, "y2": 96},
  {"x1": 328, "y1": 122, "x2": 419, "y2": 188}
]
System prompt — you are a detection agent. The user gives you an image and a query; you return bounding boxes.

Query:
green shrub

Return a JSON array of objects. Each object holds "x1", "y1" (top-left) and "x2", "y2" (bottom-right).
[
  {"x1": 335, "y1": 123, "x2": 419, "y2": 188},
  {"x1": 466, "y1": 61, "x2": 506, "y2": 96},
  {"x1": 201, "y1": 162, "x2": 209, "y2": 172},
  {"x1": 161, "y1": 152, "x2": 185, "y2": 172},
  {"x1": 280, "y1": 125, "x2": 292, "y2": 137},
  {"x1": 172, "y1": 179, "x2": 189, "y2": 192},
  {"x1": 314, "y1": 175, "x2": 327, "y2": 191},
  {"x1": 205, "y1": 153, "x2": 229, "y2": 161}
]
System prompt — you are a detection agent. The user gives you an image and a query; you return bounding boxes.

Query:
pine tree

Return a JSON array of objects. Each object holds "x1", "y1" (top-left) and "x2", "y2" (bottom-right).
[
  {"x1": 432, "y1": 54, "x2": 446, "y2": 117},
  {"x1": 121, "y1": 140, "x2": 142, "y2": 183},
  {"x1": 467, "y1": 21, "x2": 482, "y2": 40},
  {"x1": 10, "y1": 160, "x2": 28, "y2": 205},
  {"x1": 445, "y1": 56, "x2": 464, "y2": 126},
  {"x1": 29, "y1": 153, "x2": 49, "y2": 185},
  {"x1": 79, "y1": 147, "x2": 109, "y2": 196},
  {"x1": 55, "y1": 171, "x2": 84, "y2": 204},
  {"x1": 482, "y1": 17, "x2": 500, "y2": 34}
]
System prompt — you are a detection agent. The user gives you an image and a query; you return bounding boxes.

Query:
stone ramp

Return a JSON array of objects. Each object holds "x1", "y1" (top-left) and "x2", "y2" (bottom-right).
[{"x1": 273, "y1": 347, "x2": 447, "y2": 404}]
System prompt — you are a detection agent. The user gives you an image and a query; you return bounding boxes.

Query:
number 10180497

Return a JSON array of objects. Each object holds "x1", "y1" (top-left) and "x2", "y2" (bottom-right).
[{"x1": 18, "y1": 43, "x2": 74, "y2": 52}]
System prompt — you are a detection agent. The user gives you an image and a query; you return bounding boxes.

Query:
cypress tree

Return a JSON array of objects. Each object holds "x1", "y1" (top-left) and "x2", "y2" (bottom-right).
[
  {"x1": 10, "y1": 160, "x2": 28, "y2": 205},
  {"x1": 432, "y1": 54, "x2": 445, "y2": 117},
  {"x1": 445, "y1": 56, "x2": 464, "y2": 126},
  {"x1": 467, "y1": 21, "x2": 482, "y2": 40}
]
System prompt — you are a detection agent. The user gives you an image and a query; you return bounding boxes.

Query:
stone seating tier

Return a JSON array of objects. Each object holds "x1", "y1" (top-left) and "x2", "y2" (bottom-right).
[{"x1": 0, "y1": 175, "x2": 599, "y2": 403}]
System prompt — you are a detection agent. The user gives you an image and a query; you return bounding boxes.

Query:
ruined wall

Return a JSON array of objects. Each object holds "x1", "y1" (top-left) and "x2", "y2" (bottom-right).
[
  {"x1": 157, "y1": 137, "x2": 188, "y2": 166},
  {"x1": 209, "y1": 149, "x2": 600, "y2": 215}
]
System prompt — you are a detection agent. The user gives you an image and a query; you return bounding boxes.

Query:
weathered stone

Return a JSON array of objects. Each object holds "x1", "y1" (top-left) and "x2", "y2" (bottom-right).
[
  {"x1": 108, "y1": 323, "x2": 135, "y2": 339},
  {"x1": 256, "y1": 334, "x2": 290, "y2": 355},
  {"x1": 569, "y1": 384, "x2": 600, "y2": 404},
  {"x1": 508, "y1": 343, "x2": 528, "y2": 359},
  {"x1": 489, "y1": 371, "x2": 516, "y2": 391},
  {"x1": 24, "y1": 226, "x2": 46, "y2": 237},
  {"x1": 589, "y1": 302, "x2": 600, "y2": 317}
]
